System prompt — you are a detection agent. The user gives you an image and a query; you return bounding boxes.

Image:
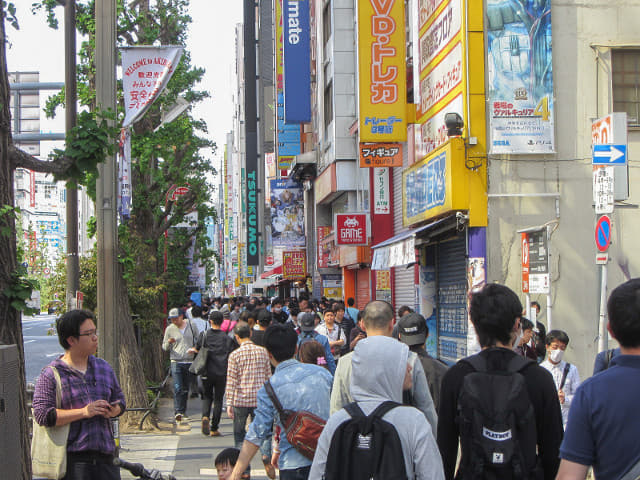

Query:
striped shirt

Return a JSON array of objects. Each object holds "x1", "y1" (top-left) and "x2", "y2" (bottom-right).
[{"x1": 226, "y1": 340, "x2": 271, "y2": 408}]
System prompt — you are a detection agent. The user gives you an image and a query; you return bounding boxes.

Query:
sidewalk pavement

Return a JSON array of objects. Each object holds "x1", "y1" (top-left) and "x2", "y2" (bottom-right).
[{"x1": 119, "y1": 395, "x2": 274, "y2": 480}]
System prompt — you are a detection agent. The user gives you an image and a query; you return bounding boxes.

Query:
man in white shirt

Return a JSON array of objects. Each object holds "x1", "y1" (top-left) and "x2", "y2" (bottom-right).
[{"x1": 540, "y1": 329, "x2": 580, "y2": 429}]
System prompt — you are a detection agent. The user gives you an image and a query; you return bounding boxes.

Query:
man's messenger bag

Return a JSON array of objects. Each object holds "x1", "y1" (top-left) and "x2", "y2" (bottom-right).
[{"x1": 264, "y1": 379, "x2": 325, "y2": 460}]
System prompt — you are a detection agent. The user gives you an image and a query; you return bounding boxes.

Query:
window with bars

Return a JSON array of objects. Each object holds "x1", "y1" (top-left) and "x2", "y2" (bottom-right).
[{"x1": 612, "y1": 49, "x2": 640, "y2": 126}]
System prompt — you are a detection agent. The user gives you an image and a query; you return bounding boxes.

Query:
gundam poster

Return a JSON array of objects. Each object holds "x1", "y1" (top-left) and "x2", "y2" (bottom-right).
[
  {"x1": 269, "y1": 179, "x2": 305, "y2": 248},
  {"x1": 486, "y1": 0, "x2": 555, "y2": 154}
]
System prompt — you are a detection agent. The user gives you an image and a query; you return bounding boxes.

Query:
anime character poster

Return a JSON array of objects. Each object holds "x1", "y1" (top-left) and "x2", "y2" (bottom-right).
[
  {"x1": 486, "y1": 0, "x2": 555, "y2": 153},
  {"x1": 269, "y1": 179, "x2": 305, "y2": 247}
]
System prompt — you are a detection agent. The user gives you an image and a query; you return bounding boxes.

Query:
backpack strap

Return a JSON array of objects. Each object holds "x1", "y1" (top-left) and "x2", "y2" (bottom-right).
[
  {"x1": 559, "y1": 363, "x2": 571, "y2": 390},
  {"x1": 370, "y1": 401, "x2": 401, "y2": 420},
  {"x1": 604, "y1": 348, "x2": 614, "y2": 369},
  {"x1": 463, "y1": 351, "x2": 534, "y2": 374},
  {"x1": 344, "y1": 402, "x2": 365, "y2": 419}
]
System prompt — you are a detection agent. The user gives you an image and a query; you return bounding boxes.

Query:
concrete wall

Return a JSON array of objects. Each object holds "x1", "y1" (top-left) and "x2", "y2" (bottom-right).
[{"x1": 486, "y1": 1, "x2": 640, "y2": 378}]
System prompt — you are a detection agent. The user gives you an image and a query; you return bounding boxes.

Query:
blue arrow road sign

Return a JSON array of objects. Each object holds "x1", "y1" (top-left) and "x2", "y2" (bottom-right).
[{"x1": 592, "y1": 144, "x2": 627, "y2": 165}]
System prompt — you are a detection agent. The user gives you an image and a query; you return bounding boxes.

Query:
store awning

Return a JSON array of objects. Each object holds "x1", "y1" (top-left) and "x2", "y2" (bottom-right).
[
  {"x1": 371, "y1": 214, "x2": 460, "y2": 270},
  {"x1": 260, "y1": 265, "x2": 283, "y2": 279}
]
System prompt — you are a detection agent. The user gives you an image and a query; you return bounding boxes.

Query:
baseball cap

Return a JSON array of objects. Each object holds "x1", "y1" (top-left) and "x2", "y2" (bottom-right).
[
  {"x1": 397, "y1": 312, "x2": 427, "y2": 346},
  {"x1": 168, "y1": 307, "x2": 181, "y2": 319},
  {"x1": 299, "y1": 312, "x2": 316, "y2": 332}
]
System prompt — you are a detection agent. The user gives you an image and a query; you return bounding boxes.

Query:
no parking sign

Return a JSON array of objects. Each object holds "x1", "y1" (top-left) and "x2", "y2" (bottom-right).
[{"x1": 595, "y1": 215, "x2": 611, "y2": 253}]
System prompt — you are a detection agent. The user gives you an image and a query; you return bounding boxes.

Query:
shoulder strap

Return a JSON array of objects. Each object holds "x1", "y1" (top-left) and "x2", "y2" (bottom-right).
[
  {"x1": 264, "y1": 380, "x2": 286, "y2": 418},
  {"x1": 49, "y1": 366, "x2": 63, "y2": 409},
  {"x1": 370, "y1": 400, "x2": 401, "y2": 419},
  {"x1": 463, "y1": 352, "x2": 487, "y2": 372},
  {"x1": 559, "y1": 363, "x2": 571, "y2": 390},
  {"x1": 187, "y1": 320, "x2": 197, "y2": 346},
  {"x1": 344, "y1": 402, "x2": 366, "y2": 419},
  {"x1": 463, "y1": 351, "x2": 533, "y2": 374}
]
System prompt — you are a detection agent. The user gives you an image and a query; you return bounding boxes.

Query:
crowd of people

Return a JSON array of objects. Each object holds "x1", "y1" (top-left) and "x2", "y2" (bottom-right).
[{"x1": 31, "y1": 278, "x2": 640, "y2": 480}]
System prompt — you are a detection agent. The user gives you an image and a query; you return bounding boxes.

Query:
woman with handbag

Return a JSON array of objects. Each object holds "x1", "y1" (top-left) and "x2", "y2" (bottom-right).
[{"x1": 32, "y1": 309, "x2": 126, "y2": 480}]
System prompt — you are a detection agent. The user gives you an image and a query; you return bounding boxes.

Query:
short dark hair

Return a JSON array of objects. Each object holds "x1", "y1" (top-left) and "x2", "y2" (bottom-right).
[
  {"x1": 398, "y1": 305, "x2": 413, "y2": 317},
  {"x1": 545, "y1": 329, "x2": 570, "y2": 346},
  {"x1": 332, "y1": 302, "x2": 345, "y2": 313},
  {"x1": 191, "y1": 306, "x2": 203, "y2": 318},
  {"x1": 56, "y1": 310, "x2": 95, "y2": 350},
  {"x1": 608, "y1": 278, "x2": 640, "y2": 348},
  {"x1": 209, "y1": 310, "x2": 224, "y2": 326},
  {"x1": 214, "y1": 447, "x2": 240, "y2": 468},
  {"x1": 521, "y1": 317, "x2": 534, "y2": 332},
  {"x1": 469, "y1": 283, "x2": 522, "y2": 347},
  {"x1": 347, "y1": 297, "x2": 355, "y2": 307},
  {"x1": 264, "y1": 323, "x2": 298, "y2": 362},
  {"x1": 531, "y1": 301, "x2": 541, "y2": 313},
  {"x1": 257, "y1": 308, "x2": 272, "y2": 327},
  {"x1": 234, "y1": 321, "x2": 251, "y2": 339},
  {"x1": 271, "y1": 297, "x2": 283, "y2": 307}
]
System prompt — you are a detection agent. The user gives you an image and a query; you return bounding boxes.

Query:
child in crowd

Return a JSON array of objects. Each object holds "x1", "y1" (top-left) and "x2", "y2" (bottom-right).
[{"x1": 215, "y1": 448, "x2": 250, "y2": 480}]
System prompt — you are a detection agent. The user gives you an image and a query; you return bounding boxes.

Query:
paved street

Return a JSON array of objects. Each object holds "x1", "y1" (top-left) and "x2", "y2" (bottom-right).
[
  {"x1": 120, "y1": 395, "x2": 273, "y2": 480},
  {"x1": 22, "y1": 314, "x2": 63, "y2": 385}
]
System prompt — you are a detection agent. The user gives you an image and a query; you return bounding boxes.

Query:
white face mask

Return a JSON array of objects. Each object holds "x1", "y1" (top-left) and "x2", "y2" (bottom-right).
[
  {"x1": 273, "y1": 307, "x2": 282, "y2": 314},
  {"x1": 549, "y1": 349, "x2": 564, "y2": 363}
]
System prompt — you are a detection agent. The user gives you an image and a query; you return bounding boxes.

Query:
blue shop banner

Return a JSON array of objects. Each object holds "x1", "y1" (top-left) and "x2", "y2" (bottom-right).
[{"x1": 283, "y1": 0, "x2": 311, "y2": 123}]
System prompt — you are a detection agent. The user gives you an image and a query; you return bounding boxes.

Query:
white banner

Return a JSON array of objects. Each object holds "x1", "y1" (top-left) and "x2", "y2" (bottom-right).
[
  {"x1": 121, "y1": 46, "x2": 183, "y2": 127},
  {"x1": 118, "y1": 127, "x2": 132, "y2": 220},
  {"x1": 373, "y1": 168, "x2": 390, "y2": 214}
]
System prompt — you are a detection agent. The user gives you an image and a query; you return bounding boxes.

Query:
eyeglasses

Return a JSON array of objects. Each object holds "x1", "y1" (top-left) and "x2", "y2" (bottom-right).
[{"x1": 78, "y1": 329, "x2": 98, "y2": 338}]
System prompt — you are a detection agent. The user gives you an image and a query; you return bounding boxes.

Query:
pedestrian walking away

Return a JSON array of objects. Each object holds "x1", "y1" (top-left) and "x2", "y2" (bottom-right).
[
  {"x1": 32, "y1": 309, "x2": 126, "y2": 480},
  {"x1": 193, "y1": 310, "x2": 236, "y2": 436},
  {"x1": 557, "y1": 278, "x2": 640, "y2": 480}
]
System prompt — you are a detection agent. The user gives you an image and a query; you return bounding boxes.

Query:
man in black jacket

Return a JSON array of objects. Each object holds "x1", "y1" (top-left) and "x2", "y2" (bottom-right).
[
  {"x1": 437, "y1": 283, "x2": 563, "y2": 480},
  {"x1": 193, "y1": 310, "x2": 236, "y2": 436}
]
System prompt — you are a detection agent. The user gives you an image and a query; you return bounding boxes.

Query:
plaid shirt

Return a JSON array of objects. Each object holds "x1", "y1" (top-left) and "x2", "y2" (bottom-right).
[
  {"x1": 32, "y1": 356, "x2": 126, "y2": 455},
  {"x1": 226, "y1": 340, "x2": 271, "y2": 408}
]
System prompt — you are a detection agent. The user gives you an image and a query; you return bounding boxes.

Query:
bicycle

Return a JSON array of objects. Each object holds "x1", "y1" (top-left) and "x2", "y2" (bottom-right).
[{"x1": 114, "y1": 458, "x2": 177, "y2": 480}]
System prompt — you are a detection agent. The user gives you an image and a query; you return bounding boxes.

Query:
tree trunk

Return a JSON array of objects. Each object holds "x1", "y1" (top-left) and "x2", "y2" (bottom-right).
[
  {"x1": 115, "y1": 261, "x2": 154, "y2": 430},
  {"x1": 0, "y1": 6, "x2": 32, "y2": 478}
]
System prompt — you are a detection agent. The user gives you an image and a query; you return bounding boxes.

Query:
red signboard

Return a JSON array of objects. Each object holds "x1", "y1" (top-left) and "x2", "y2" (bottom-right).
[
  {"x1": 317, "y1": 226, "x2": 332, "y2": 268},
  {"x1": 335, "y1": 214, "x2": 368, "y2": 246},
  {"x1": 283, "y1": 251, "x2": 307, "y2": 280}
]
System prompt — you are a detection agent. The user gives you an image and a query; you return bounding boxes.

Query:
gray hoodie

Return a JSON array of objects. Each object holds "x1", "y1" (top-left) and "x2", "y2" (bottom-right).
[{"x1": 310, "y1": 336, "x2": 444, "y2": 480}]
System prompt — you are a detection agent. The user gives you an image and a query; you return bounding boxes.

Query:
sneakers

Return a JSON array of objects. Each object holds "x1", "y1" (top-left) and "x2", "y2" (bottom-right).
[
  {"x1": 210, "y1": 430, "x2": 221, "y2": 437},
  {"x1": 201, "y1": 417, "x2": 210, "y2": 436},
  {"x1": 174, "y1": 413, "x2": 183, "y2": 423}
]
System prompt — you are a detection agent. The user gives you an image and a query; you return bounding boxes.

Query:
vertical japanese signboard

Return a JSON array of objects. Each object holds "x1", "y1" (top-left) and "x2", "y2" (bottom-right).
[
  {"x1": 521, "y1": 230, "x2": 549, "y2": 294},
  {"x1": 358, "y1": 0, "x2": 407, "y2": 142},
  {"x1": 283, "y1": 251, "x2": 307, "y2": 279},
  {"x1": 486, "y1": 0, "x2": 554, "y2": 153},
  {"x1": 283, "y1": 0, "x2": 311, "y2": 123},
  {"x1": 373, "y1": 168, "x2": 391, "y2": 214},
  {"x1": 317, "y1": 226, "x2": 332, "y2": 268}
]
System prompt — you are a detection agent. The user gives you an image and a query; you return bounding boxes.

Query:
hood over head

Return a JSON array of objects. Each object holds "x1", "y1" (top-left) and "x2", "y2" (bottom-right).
[{"x1": 350, "y1": 336, "x2": 409, "y2": 404}]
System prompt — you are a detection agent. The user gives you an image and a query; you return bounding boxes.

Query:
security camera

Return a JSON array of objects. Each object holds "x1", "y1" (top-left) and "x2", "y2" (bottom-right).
[{"x1": 444, "y1": 112, "x2": 464, "y2": 137}]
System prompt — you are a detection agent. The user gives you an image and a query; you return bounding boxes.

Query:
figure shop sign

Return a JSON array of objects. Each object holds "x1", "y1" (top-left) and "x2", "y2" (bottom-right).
[
  {"x1": 335, "y1": 214, "x2": 368, "y2": 246},
  {"x1": 121, "y1": 46, "x2": 183, "y2": 127}
]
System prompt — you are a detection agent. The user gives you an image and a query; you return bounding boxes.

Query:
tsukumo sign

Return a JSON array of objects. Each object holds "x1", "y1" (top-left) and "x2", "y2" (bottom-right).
[{"x1": 335, "y1": 214, "x2": 369, "y2": 246}]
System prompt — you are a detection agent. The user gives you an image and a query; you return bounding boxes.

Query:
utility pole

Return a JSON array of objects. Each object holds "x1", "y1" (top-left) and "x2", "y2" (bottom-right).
[
  {"x1": 95, "y1": 0, "x2": 119, "y2": 373},
  {"x1": 64, "y1": 0, "x2": 79, "y2": 311}
]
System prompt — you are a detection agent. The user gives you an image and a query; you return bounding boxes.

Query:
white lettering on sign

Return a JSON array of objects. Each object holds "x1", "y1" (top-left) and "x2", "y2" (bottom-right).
[
  {"x1": 287, "y1": 1, "x2": 302, "y2": 44},
  {"x1": 340, "y1": 228, "x2": 364, "y2": 241}
]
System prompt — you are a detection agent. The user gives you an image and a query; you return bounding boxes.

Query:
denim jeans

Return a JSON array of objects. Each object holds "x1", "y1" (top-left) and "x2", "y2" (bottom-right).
[
  {"x1": 279, "y1": 465, "x2": 311, "y2": 480},
  {"x1": 171, "y1": 361, "x2": 191, "y2": 415},
  {"x1": 232, "y1": 406, "x2": 255, "y2": 448},
  {"x1": 63, "y1": 454, "x2": 120, "y2": 480}
]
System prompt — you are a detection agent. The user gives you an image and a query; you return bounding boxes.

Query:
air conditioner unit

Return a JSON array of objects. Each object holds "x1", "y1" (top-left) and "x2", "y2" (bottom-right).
[{"x1": 0, "y1": 344, "x2": 21, "y2": 478}]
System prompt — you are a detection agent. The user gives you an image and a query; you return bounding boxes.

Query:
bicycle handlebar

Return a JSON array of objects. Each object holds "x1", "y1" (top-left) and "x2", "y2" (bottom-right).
[{"x1": 113, "y1": 457, "x2": 177, "y2": 480}]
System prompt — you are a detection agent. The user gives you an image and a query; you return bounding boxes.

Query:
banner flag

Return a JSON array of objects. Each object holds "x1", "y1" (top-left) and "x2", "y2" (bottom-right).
[
  {"x1": 121, "y1": 46, "x2": 183, "y2": 127},
  {"x1": 117, "y1": 127, "x2": 132, "y2": 220}
]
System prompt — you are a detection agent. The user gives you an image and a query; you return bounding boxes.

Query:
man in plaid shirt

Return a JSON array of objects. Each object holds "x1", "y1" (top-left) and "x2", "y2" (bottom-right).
[{"x1": 226, "y1": 321, "x2": 274, "y2": 475}]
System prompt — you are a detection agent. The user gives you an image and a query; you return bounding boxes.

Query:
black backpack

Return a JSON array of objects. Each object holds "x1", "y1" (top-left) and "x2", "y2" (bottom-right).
[
  {"x1": 324, "y1": 401, "x2": 408, "y2": 480},
  {"x1": 456, "y1": 353, "x2": 540, "y2": 480}
]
